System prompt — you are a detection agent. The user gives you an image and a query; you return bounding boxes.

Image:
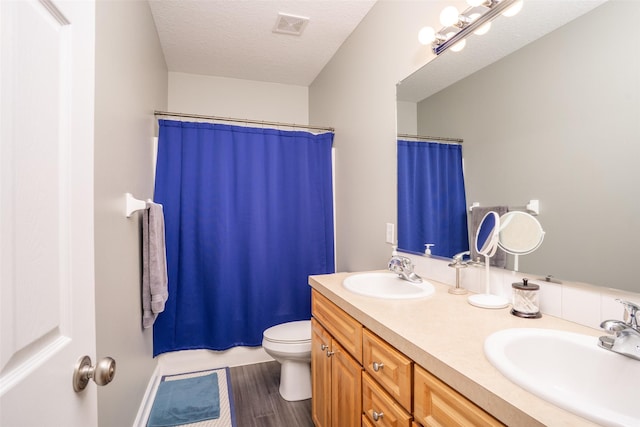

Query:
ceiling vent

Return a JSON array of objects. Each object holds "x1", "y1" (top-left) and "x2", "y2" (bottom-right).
[{"x1": 273, "y1": 12, "x2": 309, "y2": 36}]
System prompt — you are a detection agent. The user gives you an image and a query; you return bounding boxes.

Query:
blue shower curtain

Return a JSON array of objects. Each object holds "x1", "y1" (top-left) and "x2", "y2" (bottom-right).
[
  {"x1": 397, "y1": 140, "x2": 468, "y2": 258},
  {"x1": 153, "y1": 120, "x2": 335, "y2": 356}
]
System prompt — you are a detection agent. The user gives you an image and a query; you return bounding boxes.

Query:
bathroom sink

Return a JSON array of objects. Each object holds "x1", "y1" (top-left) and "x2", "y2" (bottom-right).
[
  {"x1": 342, "y1": 272, "x2": 434, "y2": 299},
  {"x1": 484, "y1": 328, "x2": 640, "y2": 426}
]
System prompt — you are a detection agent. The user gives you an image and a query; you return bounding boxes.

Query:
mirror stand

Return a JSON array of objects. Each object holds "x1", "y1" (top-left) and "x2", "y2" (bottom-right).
[
  {"x1": 468, "y1": 255, "x2": 509, "y2": 309},
  {"x1": 467, "y1": 211, "x2": 509, "y2": 309}
]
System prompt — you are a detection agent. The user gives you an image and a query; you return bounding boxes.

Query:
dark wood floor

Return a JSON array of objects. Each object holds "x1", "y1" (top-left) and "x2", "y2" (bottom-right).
[{"x1": 230, "y1": 361, "x2": 314, "y2": 427}]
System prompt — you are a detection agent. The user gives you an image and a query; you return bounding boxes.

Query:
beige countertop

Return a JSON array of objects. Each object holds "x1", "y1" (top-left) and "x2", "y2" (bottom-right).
[{"x1": 309, "y1": 271, "x2": 603, "y2": 427}]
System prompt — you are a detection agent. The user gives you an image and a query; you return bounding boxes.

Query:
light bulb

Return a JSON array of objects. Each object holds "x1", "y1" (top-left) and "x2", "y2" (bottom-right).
[
  {"x1": 502, "y1": 0, "x2": 523, "y2": 17},
  {"x1": 467, "y1": 13, "x2": 491, "y2": 35},
  {"x1": 466, "y1": 0, "x2": 486, "y2": 6},
  {"x1": 451, "y1": 38, "x2": 466, "y2": 52},
  {"x1": 444, "y1": 31, "x2": 466, "y2": 53},
  {"x1": 474, "y1": 21, "x2": 491, "y2": 35},
  {"x1": 440, "y1": 6, "x2": 460, "y2": 27},
  {"x1": 418, "y1": 26, "x2": 436, "y2": 45}
]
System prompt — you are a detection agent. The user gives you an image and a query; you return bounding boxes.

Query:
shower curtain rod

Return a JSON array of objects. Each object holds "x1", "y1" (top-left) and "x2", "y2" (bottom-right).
[
  {"x1": 154, "y1": 110, "x2": 334, "y2": 133},
  {"x1": 398, "y1": 133, "x2": 463, "y2": 144}
]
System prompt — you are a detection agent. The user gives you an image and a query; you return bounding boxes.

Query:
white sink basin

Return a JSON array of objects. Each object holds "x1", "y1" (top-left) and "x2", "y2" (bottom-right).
[
  {"x1": 342, "y1": 272, "x2": 434, "y2": 299},
  {"x1": 484, "y1": 328, "x2": 640, "y2": 426}
]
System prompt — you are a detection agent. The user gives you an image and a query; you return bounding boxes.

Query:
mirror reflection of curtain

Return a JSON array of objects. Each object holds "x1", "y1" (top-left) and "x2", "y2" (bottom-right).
[
  {"x1": 397, "y1": 140, "x2": 468, "y2": 258},
  {"x1": 152, "y1": 120, "x2": 335, "y2": 356}
]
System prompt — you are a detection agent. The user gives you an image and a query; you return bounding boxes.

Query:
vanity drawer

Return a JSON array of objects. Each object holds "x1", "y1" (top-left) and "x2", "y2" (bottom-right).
[
  {"x1": 362, "y1": 414, "x2": 375, "y2": 427},
  {"x1": 363, "y1": 328, "x2": 412, "y2": 412},
  {"x1": 312, "y1": 289, "x2": 363, "y2": 363},
  {"x1": 413, "y1": 365, "x2": 504, "y2": 427},
  {"x1": 363, "y1": 372, "x2": 412, "y2": 427}
]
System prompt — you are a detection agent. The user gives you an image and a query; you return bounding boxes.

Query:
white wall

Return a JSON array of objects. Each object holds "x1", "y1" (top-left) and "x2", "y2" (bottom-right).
[
  {"x1": 396, "y1": 101, "x2": 417, "y2": 135},
  {"x1": 94, "y1": 1, "x2": 168, "y2": 426},
  {"x1": 168, "y1": 72, "x2": 309, "y2": 124},
  {"x1": 309, "y1": 1, "x2": 456, "y2": 271}
]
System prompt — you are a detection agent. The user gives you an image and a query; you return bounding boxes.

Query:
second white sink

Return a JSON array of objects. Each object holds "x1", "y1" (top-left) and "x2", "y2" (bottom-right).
[
  {"x1": 484, "y1": 328, "x2": 640, "y2": 427},
  {"x1": 342, "y1": 272, "x2": 434, "y2": 300}
]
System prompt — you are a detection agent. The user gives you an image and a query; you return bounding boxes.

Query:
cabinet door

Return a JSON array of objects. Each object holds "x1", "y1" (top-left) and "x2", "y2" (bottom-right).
[
  {"x1": 414, "y1": 365, "x2": 504, "y2": 427},
  {"x1": 312, "y1": 318, "x2": 332, "y2": 427},
  {"x1": 331, "y1": 340, "x2": 363, "y2": 427}
]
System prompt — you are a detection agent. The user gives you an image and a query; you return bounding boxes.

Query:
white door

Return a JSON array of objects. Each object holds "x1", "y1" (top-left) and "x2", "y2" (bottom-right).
[{"x1": 0, "y1": 0, "x2": 98, "y2": 426}]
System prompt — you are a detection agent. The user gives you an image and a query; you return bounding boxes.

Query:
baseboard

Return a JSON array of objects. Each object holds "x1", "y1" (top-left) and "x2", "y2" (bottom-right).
[{"x1": 132, "y1": 363, "x2": 162, "y2": 427}]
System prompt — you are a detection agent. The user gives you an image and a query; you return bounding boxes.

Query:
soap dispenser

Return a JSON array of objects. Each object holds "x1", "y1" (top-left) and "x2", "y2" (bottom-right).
[{"x1": 511, "y1": 278, "x2": 541, "y2": 318}]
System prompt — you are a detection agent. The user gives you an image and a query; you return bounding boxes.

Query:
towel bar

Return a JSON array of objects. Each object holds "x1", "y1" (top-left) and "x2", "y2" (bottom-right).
[
  {"x1": 469, "y1": 199, "x2": 540, "y2": 216},
  {"x1": 125, "y1": 193, "x2": 152, "y2": 218}
]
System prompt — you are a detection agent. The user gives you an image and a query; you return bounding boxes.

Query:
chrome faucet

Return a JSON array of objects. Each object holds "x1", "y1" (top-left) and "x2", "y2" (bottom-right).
[
  {"x1": 599, "y1": 299, "x2": 640, "y2": 361},
  {"x1": 451, "y1": 251, "x2": 470, "y2": 264},
  {"x1": 388, "y1": 255, "x2": 422, "y2": 283},
  {"x1": 447, "y1": 251, "x2": 470, "y2": 295}
]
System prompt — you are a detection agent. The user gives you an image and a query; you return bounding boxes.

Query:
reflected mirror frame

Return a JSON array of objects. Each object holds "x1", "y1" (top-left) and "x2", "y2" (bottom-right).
[
  {"x1": 498, "y1": 211, "x2": 545, "y2": 256},
  {"x1": 475, "y1": 211, "x2": 500, "y2": 257}
]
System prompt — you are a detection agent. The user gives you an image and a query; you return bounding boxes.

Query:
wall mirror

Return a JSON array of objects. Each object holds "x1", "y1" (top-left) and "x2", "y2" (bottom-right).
[{"x1": 396, "y1": 0, "x2": 640, "y2": 293}]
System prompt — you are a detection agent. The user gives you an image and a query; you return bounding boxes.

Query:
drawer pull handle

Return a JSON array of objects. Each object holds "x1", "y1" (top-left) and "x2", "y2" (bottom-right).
[
  {"x1": 372, "y1": 362, "x2": 384, "y2": 372},
  {"x1": 326, "y1": 350, "x2": 334, "y2": 357},
  {"x1": 320, "y1": 344, "x2": 328, "y2": 351},
  {"x1": 372, "y1": 411, "x2": 384, "y2": 421}
]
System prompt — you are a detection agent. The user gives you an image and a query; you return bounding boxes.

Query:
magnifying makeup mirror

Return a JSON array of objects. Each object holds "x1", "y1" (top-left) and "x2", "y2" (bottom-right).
[
  {"x1": 498, "y1": 211, "x2": 545, "y2": 271},
  {"x1": 468, "y1": 211, "x2": 510, "y2": 309},
  {"x1": 475, "y1": 211, "x2": 499, "y2": 258}
]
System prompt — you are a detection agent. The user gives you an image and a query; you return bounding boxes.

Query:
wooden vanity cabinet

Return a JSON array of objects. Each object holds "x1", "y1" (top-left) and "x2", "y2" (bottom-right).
[
  {"x1": 413, "y1": 365, "x2": 504, "y2": 427},
  {"x1": 311, "y1": 292, "x2": 363, "y2": 427},
  {"x1": 311, "y1": 288, "x2": 504, "y2": 427}
]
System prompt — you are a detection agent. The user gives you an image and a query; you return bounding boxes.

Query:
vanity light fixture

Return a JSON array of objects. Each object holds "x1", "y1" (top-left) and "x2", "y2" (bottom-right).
[{"x1": 419, "y1": 0, "x2": 523, "y2": 55}]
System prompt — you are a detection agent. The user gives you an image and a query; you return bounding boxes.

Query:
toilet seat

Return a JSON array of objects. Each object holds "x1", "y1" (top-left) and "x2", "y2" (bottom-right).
[{"x1": 263, "y1": 320, "x2": 311, "y2": 344}]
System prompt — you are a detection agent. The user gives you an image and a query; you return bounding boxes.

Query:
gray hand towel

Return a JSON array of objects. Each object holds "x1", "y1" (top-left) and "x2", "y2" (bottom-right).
[
  {"x1": 469, "y1": 205, "x2": 508, "y2": 268},
  {"x1": 142, "y1": 202, "x2": 169, "y2": 329}
]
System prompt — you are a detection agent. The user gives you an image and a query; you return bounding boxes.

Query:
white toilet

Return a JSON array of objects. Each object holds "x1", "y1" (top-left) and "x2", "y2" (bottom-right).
[{"x1": 262, "y1": 320, "x2": 312, "y2": 401}]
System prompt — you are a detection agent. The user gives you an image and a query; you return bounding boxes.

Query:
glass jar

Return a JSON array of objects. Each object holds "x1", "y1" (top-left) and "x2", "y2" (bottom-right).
[{"x1": 511, "y1": 278, "x2": 541, "y2": 318}]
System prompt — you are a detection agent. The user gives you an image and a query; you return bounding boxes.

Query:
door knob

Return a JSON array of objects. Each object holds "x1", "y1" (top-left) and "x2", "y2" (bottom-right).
[
  {"x1": 73, "y1": 355, "x2": 116, "y2": 392},
  {"x1": 372, "y1": 361, "x2": 384, "y2": 372}
]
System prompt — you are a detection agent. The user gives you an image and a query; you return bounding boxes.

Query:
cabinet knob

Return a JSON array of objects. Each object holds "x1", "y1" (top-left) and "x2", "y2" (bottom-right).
[
  {"x1": 320, "y1": 344, "x2": 328, "y2": 351},
  {"x1": 326, "y1": 350, "x2": 334, "y2": 357},
  {"x1": 372, "y1": 411, "x2": 384, "y2": 421},
  {"x1": 372, "y1": 361, "x2": 384, "y2": 372}
]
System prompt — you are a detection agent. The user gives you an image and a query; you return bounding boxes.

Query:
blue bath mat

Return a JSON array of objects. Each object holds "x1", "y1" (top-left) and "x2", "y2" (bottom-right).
[{"x1": 147, "y1": 372, "x2": 220, "y2": 427}]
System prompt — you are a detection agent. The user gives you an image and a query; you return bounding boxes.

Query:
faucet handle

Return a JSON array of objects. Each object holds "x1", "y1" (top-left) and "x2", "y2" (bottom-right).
[
  {"x1": 617, "y1": 299, "x2": 640, "y2": 329},
  {"x1": 452, "y1": 251, "x2": 470, "y2": 262},
  {"x1": 402, "y1": 257, "x2": 414, "y2": 272}
]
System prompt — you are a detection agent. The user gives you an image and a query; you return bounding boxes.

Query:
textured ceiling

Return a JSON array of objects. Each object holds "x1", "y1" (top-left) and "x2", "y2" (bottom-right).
[{"x1": 149, "y1": 0, "x2": 377, "y2": 86}]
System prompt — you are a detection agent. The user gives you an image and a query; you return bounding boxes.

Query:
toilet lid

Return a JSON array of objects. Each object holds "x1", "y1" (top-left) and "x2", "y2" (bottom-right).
[{"x1": 263, "y1": 320, "x2": 311, "y2": 344}]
